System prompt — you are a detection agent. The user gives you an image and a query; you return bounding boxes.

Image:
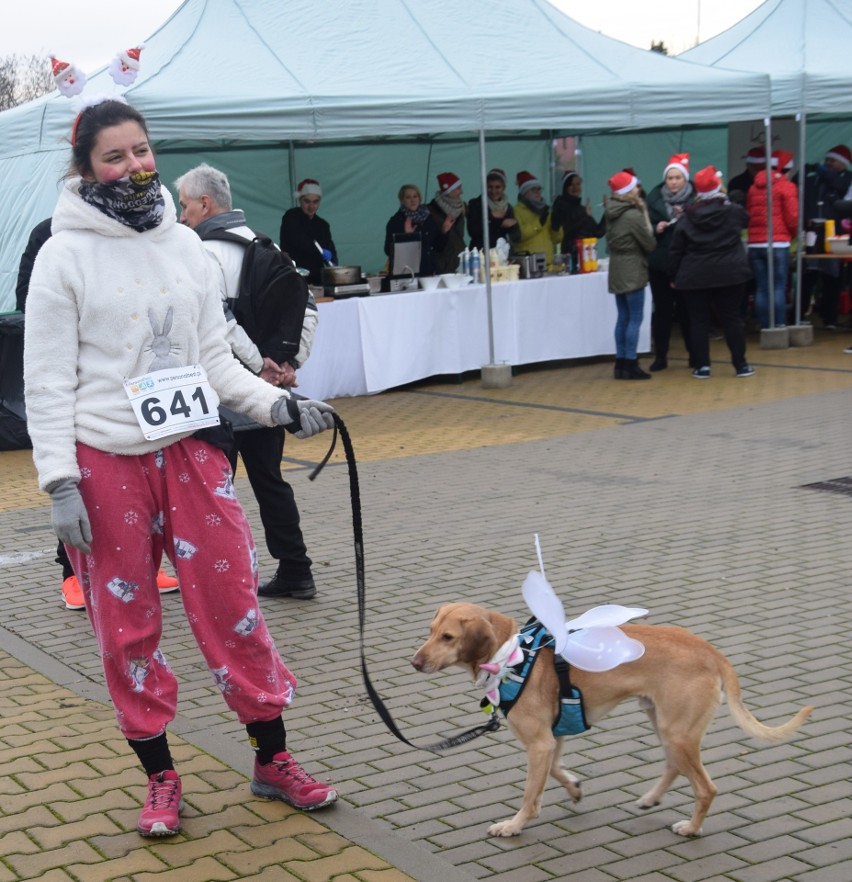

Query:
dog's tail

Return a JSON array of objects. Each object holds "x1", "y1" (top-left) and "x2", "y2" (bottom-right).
[{"x1": 721, "y1": 659, "x2": 813, "y2": 743}]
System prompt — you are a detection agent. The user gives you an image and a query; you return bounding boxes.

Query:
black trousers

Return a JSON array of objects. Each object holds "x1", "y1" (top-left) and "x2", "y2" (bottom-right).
[
  {"x1": 649, "y1": 268, "x2": 693, "y2": 361},
  {"x1": 686, "y1": 283, "x2": 748, "y2": 370},
  {"x1": 228, "y1": 425, "x2": 312, "y2": 581}
]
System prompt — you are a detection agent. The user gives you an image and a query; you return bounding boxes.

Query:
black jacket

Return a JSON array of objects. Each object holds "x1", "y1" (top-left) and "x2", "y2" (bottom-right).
[
  {"x1": 279, "y1": 208, "x2": 337, "y2": 285},
  {"x1": 15, "y1": 218, "x2": 53, "y2": 312},
  {"x1": 384, "y1": 209, "x2": 446, "y2": 276},
  {"x1": 668, "y1": 198, "x2": 751, "y2": 290},
  {"x1": 427, "y1": 201, "x2": 466, "y2": 275},
  {"x1": 550, "y1": 194, "x2": 605, "y2": 253},
  {"x1": 466, "y1": 196, "x2": 520, "y2": 251},
  {"x1": 645, "y1": 181, "x2": 695, "y2": 274}
]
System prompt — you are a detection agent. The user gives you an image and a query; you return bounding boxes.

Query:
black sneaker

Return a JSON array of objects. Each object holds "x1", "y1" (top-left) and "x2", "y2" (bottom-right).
[
  {"x1": 258, "y1": 573, "x2": 317, "y2": 599},
  {"x1": 735, "y1": 364, "x2": 755, "y2": 377}
]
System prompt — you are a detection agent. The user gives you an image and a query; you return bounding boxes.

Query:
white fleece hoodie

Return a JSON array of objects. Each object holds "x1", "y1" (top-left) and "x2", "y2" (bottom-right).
[{"x1": 24, "y1": 180, "x2": 289, "y2": 490}]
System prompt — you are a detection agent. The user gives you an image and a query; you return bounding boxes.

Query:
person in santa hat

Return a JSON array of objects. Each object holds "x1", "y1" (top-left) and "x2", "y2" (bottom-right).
[
  {"x1": 669, "y1": 166, "x2": 754, "y2": 378},
  {"x1": 799, "y1": 144, "x2": 852, "y2": 328},
  {"x1": 644, "y1": 152, "x2": 696, "y2": 371},
  {"x1": 467, "y1": 168, "x2": 520, "y2": 252},
  {"x1": 727, "y1": 147, "x2": 767, "y2": 205},
  {"x1": 512, "y1": 170, "x2": 562, "y2": 269},
  {"x1": 426, "y1": 172, "x2": 467, "y2": 274},
  {"x1": 604, "y1": 171, "x2": 656, "y2": 380},
  {"x1": 279, "y1": 179, "x2": 337, "y2": 285},
  {"x1": 746, "y1": 150, "x2": 798, "y2": 331}
]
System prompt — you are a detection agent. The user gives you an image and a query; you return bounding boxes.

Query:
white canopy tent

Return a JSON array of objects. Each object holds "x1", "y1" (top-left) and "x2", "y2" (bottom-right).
[
  {"x1": 0, "y1": 0, "x2": 772, "y2": 310},
  {"x1": 682, "y1": 0, "x2": 852, "y2": 327},
  {"x1": 681, "y1": 0, "x2": 852, "y2": 117}
]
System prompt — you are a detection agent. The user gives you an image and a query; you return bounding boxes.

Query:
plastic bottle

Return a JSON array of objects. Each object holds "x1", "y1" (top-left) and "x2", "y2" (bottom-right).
[
  {"x1": 470, "y1": 248, "x2": 480, "y2": 282},
  {"x1": 461, "y1": 248, "x2": 471, "y2": 275}
]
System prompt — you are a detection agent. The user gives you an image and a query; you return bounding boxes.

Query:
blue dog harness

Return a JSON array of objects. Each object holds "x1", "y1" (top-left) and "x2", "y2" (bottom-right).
[{"x1": 483, "y1": 618, "x2": 589, "y2": 737}]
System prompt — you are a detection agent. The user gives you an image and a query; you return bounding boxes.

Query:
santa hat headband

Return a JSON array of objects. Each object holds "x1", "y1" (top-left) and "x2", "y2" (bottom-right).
[
  {"x1": 608, "y1": 171, "x2": 638, "y2": 196},
  {"x1": 516, "y1": 170, "x2": 542, "y2": 195},
  {"x1": 70, "y1": 94, "x2": 129, "y2": 147},
  {"x1": 693, "y1": 166, "x2": 723, "y2": 199},
  {"x1": 437, "y1": 172, "x2": 462, "y2": 194},
  {"x1": 826, "y1": 145, "x2": 852, "y2": 168},
  {"x1": 486, "y1": 168, "x2": 507, "y2": 185},
  {"x1": 663, "y1": 152, "x2": 690, "y2": 180},
  {"x1": 744, "y1": 147, "x2": 767, "y2": 165},
  {"x1": 296, "y1": 178, "x2": 322, "y2": 199}
]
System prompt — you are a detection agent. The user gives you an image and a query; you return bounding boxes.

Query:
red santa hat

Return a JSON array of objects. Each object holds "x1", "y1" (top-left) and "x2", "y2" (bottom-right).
[
  {"x1": 771, "y1": 149, "x2": 794, "y2": 171},
  {"x1": 663, "y1": 152, "x2": 690, "y2": 180},
  {"x1": 295, "y1": 178, "x2": 322, "y2": 199},
  {"x1": 516, "y1": 170, "x2": 542, "y2": 195},
  {"x1": 744, "y1": 147, "x2": 767, "y2": 166},
  {"x1": 693, "y1": 166, "x2": 723, "y2": 198},
  {"x1": 486, "y1": 168, "x2": 507, "y2": 185},
  {"x1": 825, "y1": 145, "x2": 852, "y2": 168},
  {"x1": 119, "y1": 44, "x2": 144, "y2": 70},
  {"x1": 437, "y1": 172, "x2": 462, "y2": 194},
  {"x1": 608, "y1": 171, "x2": 638, "y2": 196}
]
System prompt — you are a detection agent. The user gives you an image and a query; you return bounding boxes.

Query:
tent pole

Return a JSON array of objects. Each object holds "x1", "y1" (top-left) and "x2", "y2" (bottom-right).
[
  {"x1": 480, "y1": 128, "x2": 495, "y2": 364},
  {"x1": 288, "y1": 141, "x2": 297, "y2": 208},
  {"x1": 795, "y1": 111, "x2": 807, "y2": 326},
  {"x1": 478, "y1": 127, "x2": 510, "y2": 388},
  {"x1": 765, "y1": 116, "x2": 776, "y2": 328}
]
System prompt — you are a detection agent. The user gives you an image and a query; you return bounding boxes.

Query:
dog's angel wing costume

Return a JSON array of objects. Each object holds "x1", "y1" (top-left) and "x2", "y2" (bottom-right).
[{"x1": 521, "y1": 570, "x2": 647, "y2": 672}]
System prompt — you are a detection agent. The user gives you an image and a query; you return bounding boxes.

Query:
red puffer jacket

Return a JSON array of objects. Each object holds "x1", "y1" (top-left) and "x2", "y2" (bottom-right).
[{"x1": 746, "y1": 170, "x2": 799, "y2": 244}]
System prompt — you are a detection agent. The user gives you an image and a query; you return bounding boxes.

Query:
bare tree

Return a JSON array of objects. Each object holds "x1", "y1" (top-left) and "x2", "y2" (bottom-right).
[{"x1": 0, "y1": 54, "x2": 54, "y2": 111}]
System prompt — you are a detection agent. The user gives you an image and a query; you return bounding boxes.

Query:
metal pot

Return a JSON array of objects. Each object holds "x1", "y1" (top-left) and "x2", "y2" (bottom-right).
[
  {"x1": 515, "y1": 253, "x2": 547, "y2": 279},
  {"x1": 322, "y1": 265, "x2": 362, "y2": 286}
]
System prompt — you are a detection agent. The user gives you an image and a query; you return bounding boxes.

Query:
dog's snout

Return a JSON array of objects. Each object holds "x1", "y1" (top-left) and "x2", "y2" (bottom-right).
[{"x1": 410, "y1": 655, "x2": 424, "y2": 671}]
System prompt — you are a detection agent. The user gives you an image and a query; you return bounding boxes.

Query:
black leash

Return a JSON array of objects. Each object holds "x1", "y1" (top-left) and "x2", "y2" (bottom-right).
[{"x1": 309, "y1": 415, "x2": 501, "y2": 753}]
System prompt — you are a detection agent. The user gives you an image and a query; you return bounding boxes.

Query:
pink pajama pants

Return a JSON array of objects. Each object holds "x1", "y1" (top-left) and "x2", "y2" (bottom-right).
[{"x1": 66, "y1": 438, "x2": 296, "y2": 741}]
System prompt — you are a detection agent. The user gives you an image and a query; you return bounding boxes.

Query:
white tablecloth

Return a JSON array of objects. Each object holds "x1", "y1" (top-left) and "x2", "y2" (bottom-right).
[{"x1": 296, "y1": 273, "x2": 651, "y2": 400}]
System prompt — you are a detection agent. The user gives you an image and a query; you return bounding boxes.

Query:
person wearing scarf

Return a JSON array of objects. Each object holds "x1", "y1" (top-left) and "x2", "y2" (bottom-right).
[
  {"x1": 644, "y1": 153, "x2": 696, "y2": 371},
  {"x1": 384, "y1": 184, "x2": 448, "y2": 277},
  {"x1": 513, "y1": 171, "x2": 562, "y2": 270},
  {"x1": 427, "y1": 172, "x2": 467, "y2": 275},
  {"x1": 24, "y1": 97, "x2": 339, "y2": 840},
  {"x1": 468, "y1": 168, "x2": 520, "y2": 252}
]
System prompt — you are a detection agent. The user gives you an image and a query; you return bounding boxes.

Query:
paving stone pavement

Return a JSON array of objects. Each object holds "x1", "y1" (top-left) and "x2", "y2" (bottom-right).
[{"x1": 1, "y1": 330, "x2": 851, "y2": 881}]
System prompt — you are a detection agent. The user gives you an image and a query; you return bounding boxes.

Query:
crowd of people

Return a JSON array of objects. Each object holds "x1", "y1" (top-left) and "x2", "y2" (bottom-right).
[
  {"x1": 15, "y1": 91, "x2": 852, "y2": 838},
  {"x1": 602, "y1": 143, "x2": 852, "y2": 379}
]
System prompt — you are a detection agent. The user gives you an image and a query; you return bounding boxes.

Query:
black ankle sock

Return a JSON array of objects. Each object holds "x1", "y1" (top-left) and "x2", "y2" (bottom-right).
[
  {"x1": 246, "y1": 716, "x2": 286, "y2": 765},
  {"x1": 128, "y1": 732, "x2": 174, "y2": 777}
]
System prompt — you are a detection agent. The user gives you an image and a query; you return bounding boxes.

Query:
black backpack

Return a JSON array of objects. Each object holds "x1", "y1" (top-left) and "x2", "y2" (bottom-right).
[{"x1": 200, "y1": 228, "x2": 310, "y2": 364}]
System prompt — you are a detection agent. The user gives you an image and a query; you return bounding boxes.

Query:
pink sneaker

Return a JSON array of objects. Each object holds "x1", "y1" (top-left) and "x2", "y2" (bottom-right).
[
  {"x1": 137, "y1": 770, "x2": 183, "y2": 837},
  {"x1": 251, "y1": 751, "x2": 338, "y2": 810}
]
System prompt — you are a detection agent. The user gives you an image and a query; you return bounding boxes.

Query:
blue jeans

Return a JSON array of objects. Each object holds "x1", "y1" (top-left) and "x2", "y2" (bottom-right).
[
  {"x1": 614, "y1": 289, "x2": 646, "y2": 359},
  {"x1": 749, "y1": 246, "x2": 789, "y2": 328}
]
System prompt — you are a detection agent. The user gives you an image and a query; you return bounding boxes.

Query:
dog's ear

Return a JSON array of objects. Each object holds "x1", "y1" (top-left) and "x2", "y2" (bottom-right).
[{"x1": 458, "y1": 613, "x2": 499, "y2": 665}]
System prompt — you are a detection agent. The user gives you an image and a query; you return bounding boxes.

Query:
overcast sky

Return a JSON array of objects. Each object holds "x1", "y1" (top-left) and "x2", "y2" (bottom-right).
[{"x1": 2, "y1": 0, "x2": 765, "y2": 71}]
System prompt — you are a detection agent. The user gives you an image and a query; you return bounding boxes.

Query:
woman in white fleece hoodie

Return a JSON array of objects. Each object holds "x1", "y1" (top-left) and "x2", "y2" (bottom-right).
[{"x1": 24, "y1": 99, "x2": 339, "y2": 837}]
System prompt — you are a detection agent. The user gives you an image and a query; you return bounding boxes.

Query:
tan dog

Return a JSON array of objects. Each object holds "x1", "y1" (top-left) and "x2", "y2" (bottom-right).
[{"x1": 411, "y1": 602, "x2": 812, "y2": 838}]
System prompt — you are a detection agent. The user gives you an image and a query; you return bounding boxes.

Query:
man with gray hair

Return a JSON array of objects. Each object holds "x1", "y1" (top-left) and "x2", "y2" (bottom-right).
[{"x1": 175, "y1": 163, "x2": 320, "y2": 599}]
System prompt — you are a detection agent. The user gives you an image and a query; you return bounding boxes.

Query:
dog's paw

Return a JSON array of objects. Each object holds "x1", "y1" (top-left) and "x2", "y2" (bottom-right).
[
  {"x1": 488, "y1": 819, "x2": 524, "y2": 837},
  {"x1": 564, "y1": 775, "x2": 582, "y2": 803},
  {"x1": 636, "y1": 794, "x2": 661, "y2": 810},
  {"x1": 672, "y1": 819, "x2": 702, "y2": 837}
]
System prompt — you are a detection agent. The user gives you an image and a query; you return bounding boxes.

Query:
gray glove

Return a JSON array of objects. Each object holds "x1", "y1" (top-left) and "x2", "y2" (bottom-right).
[
  {"x1": 271, "y1": 396, "x2": 335, "y2": 439},
  {"x1": 47, "y1": 478, "x2": 92, "y2": 554}
]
